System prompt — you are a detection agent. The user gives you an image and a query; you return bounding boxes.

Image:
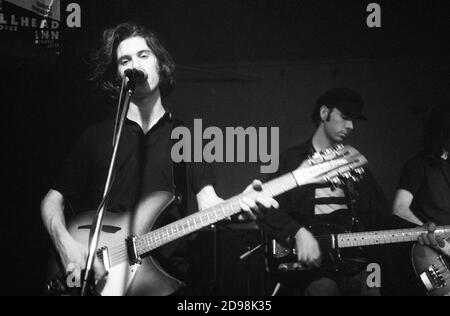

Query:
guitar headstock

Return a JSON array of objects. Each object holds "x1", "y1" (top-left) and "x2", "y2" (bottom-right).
[
  {"x1": 307, "y1": 144, "x2": 349, "y2": 165},
  {"x1": 325, "y1": 166, "x2": 366, "y2": 189},
  {"x1": 292, "y1": 145, "x2": 368, "y2": 187}
]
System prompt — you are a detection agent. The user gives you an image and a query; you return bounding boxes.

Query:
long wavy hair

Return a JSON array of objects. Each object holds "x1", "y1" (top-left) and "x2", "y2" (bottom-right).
[{"x1": 89, "y1": 22, "x2": 175, "y2": 99}]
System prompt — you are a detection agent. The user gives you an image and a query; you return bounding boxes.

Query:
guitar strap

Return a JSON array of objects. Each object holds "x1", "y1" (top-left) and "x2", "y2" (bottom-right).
[
  {"x1": 344, "y1": 179, "x2": 360, "y2": 230},
  {"x1": 171, "y1": 118, "x2": 189, "y2": 216}
]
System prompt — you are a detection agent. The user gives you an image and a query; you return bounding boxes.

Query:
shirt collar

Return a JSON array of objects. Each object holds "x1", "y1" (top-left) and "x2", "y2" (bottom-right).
[{"x1": 125, "y1": 110, "x2": 173, "y2": 125}]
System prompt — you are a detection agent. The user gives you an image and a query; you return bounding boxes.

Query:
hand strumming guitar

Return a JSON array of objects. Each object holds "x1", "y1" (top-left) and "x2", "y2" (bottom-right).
[{"x1": 295, "y1": 228, "x2": 322, "y2": 268}]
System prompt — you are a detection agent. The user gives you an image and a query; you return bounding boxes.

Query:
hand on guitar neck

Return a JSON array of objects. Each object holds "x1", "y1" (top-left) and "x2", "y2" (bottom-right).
[
  {"x1": 418, "y1": 223, "x2": 450, "y2": 257},
  {"x1": 232, "y1": 180, "x2": 280, "y2": 222}
]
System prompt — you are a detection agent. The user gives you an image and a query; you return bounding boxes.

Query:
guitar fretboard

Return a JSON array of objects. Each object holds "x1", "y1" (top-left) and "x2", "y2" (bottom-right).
[
  {"x1": 337, "y1": 226, "x2": 450, "y2": 248},
  {"x1": 135, "y1": 173, "x2": 299, "y2": 257}
]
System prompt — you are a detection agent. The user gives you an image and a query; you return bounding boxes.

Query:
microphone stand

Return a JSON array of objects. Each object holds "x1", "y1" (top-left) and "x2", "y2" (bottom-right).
[{"x1": 80, "y1": 76, "x2": 135, "y2": 296}]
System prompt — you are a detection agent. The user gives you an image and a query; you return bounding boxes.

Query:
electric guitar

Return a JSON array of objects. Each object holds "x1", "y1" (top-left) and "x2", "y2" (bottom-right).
[
  {"x1": 46, "y1": 145, "x2": 367, "y2": 296},
  {"x1": 269, "y1": 215, "x2": 450, "y2": 296}
]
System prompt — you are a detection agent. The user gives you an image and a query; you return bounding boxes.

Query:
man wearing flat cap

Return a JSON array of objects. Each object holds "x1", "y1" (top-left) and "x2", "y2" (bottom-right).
[{"x1": 256, "y1": 88, "x2": 390, "y2": 296}]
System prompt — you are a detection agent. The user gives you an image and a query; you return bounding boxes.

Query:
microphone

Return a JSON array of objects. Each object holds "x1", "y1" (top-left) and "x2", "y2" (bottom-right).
[{"x1": 124, "y1": 68, "x2": 148, "y2": 84}]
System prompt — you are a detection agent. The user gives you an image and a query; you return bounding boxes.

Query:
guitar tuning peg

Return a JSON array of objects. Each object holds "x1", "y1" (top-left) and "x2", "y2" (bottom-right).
[
  {"x1": 325, "y1": 176, "x2": 338, "y2": 190},
  {"x1": 330, "y1": 177, "x2": 343, "y2": 189},
  {"x1": 330, "y1": 182, "x2": 337, "y2": 191},
  {"x1": 309, "y1": 153, "x2": 325, "y2": 165}
]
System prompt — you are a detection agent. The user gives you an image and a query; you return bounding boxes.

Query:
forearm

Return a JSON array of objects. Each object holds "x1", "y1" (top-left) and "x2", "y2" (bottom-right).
[
  {"x1": 41, "y1": 190, "x2": 74, "y2": 253},
  {"x1": 393, "y1": 207, "x2": 423, "y2": 226},
  {"x1": 392, "y1": 189, "x2": 423, "y2": 226}
]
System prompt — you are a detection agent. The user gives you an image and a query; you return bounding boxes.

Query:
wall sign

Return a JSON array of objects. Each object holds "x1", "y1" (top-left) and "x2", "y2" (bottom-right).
[{"x1": 0, "y1": 0, "x2": 81, "y2": 54}]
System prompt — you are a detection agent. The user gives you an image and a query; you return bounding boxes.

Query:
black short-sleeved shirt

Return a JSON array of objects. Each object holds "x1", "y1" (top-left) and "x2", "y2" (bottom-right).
[
  {"x1": 53, "y1": 112, "x2": 216, "y2": 214},
  {"x1": 257, "y1": 140, "x2": 389, "y2": 242},
  {"x1": 398, "y1": 154, "x2": 450, "y2": 225},
  {"x1": 52, "y1": 112, "x2": 216, "y2": 284}
]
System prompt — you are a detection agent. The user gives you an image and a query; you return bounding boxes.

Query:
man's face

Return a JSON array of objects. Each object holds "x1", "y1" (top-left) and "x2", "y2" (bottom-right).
[
  {"x1": 116, "y1": 36, "x2": 160, "y2": 98},
  {"x1": 322, "y1": 107, "x2": 355, "y2": 143}
]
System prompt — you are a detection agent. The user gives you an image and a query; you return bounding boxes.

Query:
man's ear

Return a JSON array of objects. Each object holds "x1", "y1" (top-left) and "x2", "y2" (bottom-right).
[{"x1": 319, "y1": 105, "x2": 330, "y2": 122}]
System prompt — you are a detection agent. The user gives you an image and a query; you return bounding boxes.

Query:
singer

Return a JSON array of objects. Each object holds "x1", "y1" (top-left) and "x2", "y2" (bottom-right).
[{"x1": 40, "y1": 22, "x2": 278, "y2": 296}]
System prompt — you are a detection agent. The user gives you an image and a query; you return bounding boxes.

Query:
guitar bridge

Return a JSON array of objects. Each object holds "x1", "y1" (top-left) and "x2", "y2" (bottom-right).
[
  {"x1": 126, "y1": 235, "x2": 142, "y2": 265},
  {"x1": 420, "y1": 265, "x2": 447, "y2": 291}
]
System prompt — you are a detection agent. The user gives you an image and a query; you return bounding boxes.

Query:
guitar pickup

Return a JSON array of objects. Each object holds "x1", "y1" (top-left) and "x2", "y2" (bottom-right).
[
  {"x1": 278, "y1": 262, "x2": 308, "y2": 272},
  {"x1": 126, "y1": 235, "x2": 142, "y2": 266}
]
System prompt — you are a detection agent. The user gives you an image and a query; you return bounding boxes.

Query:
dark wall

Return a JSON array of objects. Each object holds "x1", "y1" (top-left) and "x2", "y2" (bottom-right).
[
  {"x1": 1, "y1": 0, "x2": 449, "y2": 295},
  {"x1": 168, "y1": 58, "x2": 450, "y2": 203},
  {"x1": 61, "y1": 0, "x2": 450, "y2": 63}
]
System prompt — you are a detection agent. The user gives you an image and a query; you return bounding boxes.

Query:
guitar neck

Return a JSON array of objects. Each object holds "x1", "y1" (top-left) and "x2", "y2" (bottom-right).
[
  {"x1": 135, "y1": 173, "x2": 299, "y2": 257},
  {"x1": 337, "y1": 226, "x2": 450, "y2": 248},
  {"x1": 132, "y1": 147, "x2": 366, "y2": 259}
]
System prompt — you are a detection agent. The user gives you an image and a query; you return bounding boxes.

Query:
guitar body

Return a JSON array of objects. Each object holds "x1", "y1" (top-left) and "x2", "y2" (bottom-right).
[
  {"x1": 412, "y1": 244, "x2": 450, "y2": 297},
  {"x1": 311, "y1": 222, "x2": 369, "y2": 276},
  {"x1": 47, "y1": 191, "x2": 183, "y2": 296},
  {"x1": 268, "y1": 211, "x2": 369, "y2": 276}
]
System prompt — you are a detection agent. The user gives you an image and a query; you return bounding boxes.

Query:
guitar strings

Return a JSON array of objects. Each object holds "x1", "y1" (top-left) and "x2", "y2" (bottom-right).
[
  {"x1": 94, "y1": 161, "x2": 369, "y2": 266},
  {"x1": 105, "y1": 193, "x2": 288, "y2": 265},
  {"x1": 104, "y1": 231, "x2": 450, "y2": 269}
]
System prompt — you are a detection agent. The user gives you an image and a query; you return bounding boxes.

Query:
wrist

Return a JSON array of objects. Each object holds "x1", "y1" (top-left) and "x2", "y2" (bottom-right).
[{"x1": 295, "y1": 227, "x2": 306, "y2": 238}]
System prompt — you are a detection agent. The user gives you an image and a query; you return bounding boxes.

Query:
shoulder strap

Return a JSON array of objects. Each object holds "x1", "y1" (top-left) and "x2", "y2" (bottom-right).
[
  {"x1": 344, "y1": 179, "x2": 360, "y2": 229},
  {"x1": 171, "y1": 118, "x2": 189, "y2": 215}
]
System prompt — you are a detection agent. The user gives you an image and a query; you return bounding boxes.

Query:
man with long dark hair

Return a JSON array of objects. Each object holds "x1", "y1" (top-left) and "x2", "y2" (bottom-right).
[
  {"x1": 40, "y1": 22, "x2": 278, "y2": 296},
  {"x1": 393, "y1": 105, "x2": 450, "y2": 253},
  {"x1": 379, "y1": 105, "x2": 450, "y2": 296}
]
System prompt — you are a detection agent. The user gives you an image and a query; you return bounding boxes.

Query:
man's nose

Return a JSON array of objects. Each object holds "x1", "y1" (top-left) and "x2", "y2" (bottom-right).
[
  {"x1": 346, "y1": 120, "x2": 354, "y2": 130},
  {"x1": 130, "y1": 57, "x2": 141, "y2": 69}
]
